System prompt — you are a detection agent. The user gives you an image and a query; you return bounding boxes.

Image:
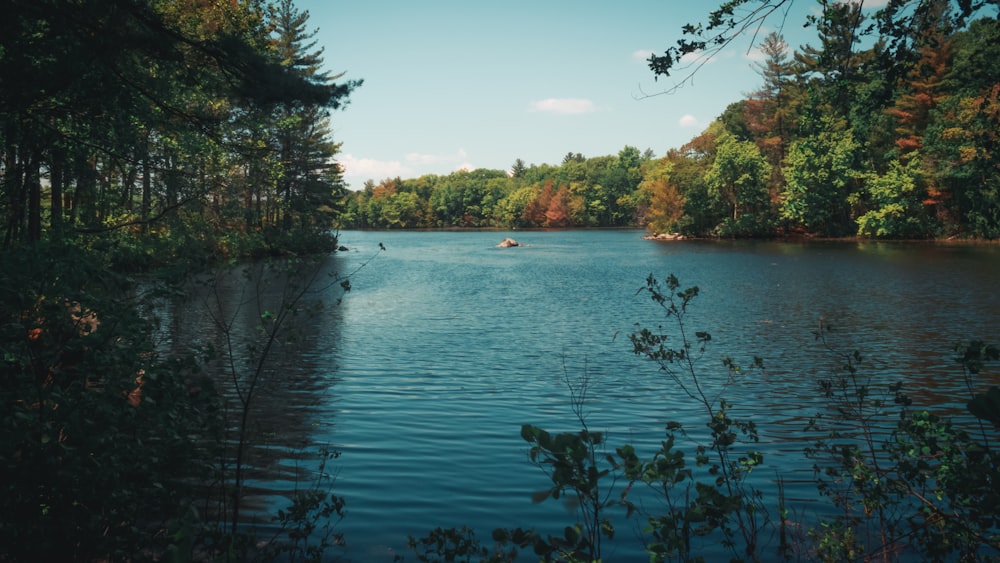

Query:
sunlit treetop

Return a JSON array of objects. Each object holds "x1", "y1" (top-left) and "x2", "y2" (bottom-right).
[{"x1": 648, "y1": 0, "x2": 998, "y2": 94}]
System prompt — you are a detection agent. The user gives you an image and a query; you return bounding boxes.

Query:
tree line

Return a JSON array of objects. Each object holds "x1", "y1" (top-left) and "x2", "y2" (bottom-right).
[
  {"x1": 344, "y1": 1, "x2": 1000, "y2": 239},
  {"x1": 341, "y1": 148, "x2": 652, "y2": 229}
]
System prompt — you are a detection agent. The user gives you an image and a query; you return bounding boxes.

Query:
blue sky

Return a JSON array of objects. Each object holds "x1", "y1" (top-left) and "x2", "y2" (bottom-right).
[{"x1": 300, "y1": 0, "x2": 887, "y2": 188}]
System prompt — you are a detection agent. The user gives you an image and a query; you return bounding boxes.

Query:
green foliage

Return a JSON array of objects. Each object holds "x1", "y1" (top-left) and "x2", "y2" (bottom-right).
[
  {"x1": 780, "y1": 119, "x2": 859, "y2": 235},
  {"x1": 641, "y1": 2, "x2": 1000, "y2": 240},
  {"x1": 713, "y1": 213, "x2": 775, "y2": 238},
  {"x1": 671, "y1": 152, "x2": 722, "y2": 237},
  {"x1": 339, "y1": 145, "x2": 652, "y2": 230},
  {"x1": 1, "y1": 0, "x2": 358, "y2": 253},
  {"x1": 705, "y1": 132, "x2": 773, "y2": 232},
  {"x1": 405, "y1": 526, "x2": 537, "y2": 563},
  {"x1": 0, "y1": 234, "x2": 367, "y2": 561},
  {"x1": 925, "y1": 83, "x2": 1000, "y2": 239},
  {"x1": 518, "y1": 366, "x2": 625, "y2": 562},
  {"x1": 630, "y1": 274, "x2": 767, "y2": 561},
  {"x1": 806, "y1": 325, "x2": 1000, "y2": 561},
  {"x1": 853, "y1": 158, "x2": 931, "y2": 238},
  {"x1": 253, "y1": 448, "x2": 347, "y2": 562}
]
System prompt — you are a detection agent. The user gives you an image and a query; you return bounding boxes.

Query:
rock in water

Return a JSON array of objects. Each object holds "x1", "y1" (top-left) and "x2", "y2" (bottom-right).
[
  {"x1": 642, "y1": 233, "x2": 685, "y2": 241},
  {"x1": 497, "y1": 237, "x2": 520, "y2": 248}
]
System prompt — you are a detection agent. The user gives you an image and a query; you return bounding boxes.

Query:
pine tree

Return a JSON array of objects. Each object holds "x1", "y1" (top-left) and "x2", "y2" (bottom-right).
[
  {"x1": 270, "y1": 0, "x2": 360, "y2": 232},
  {"x1": 886, "y1": 3, "x2": 954, "y2": 160}
]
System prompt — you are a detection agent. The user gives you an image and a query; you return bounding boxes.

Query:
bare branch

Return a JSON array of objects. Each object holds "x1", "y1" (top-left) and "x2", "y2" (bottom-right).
[
  {"x1": 73, "y1": 197, "x2": 198, "y2": 234},
  {"x1": 638, "y1": 0, "x2": 794, "y2": 98}
]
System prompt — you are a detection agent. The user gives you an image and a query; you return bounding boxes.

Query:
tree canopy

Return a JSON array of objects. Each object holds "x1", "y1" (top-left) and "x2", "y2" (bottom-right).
[
  {"x1": 1, "y1": 0, "x2": 360, "y2": 259},
  {"x1": 0, "y1": 3, "x2": 361, "y2": 557}
]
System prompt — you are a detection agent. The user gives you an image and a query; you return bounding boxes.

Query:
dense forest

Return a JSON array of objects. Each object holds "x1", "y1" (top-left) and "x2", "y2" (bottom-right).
[
  {"x1": 343, "y1": 2, "x2": 1000, "y2": 239},
  {"x1": 1, "y1": 0, "x2": 359, "y2": 262},
  {"x1": 0, "y1": 0, "x2": 360, "y2": 559}
]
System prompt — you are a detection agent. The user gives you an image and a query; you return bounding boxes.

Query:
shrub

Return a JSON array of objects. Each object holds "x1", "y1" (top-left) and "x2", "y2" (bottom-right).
[{"x1": 0, "y1": 242, "x2": 220, "y2": 560}]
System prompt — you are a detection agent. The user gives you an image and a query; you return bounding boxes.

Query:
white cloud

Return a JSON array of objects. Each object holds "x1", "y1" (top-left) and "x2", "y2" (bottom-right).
[
  {"x1": 632, "y1": 49, "x2": 654, "y2": 61},
  {"x1": 529, "y1": 98, "x2": 596, "y2": 115},
  {"x1": 744, "y1": 45, "x2": 767, "y2": 62},
  {"x1": 340, "y1": 149, "x2": 474, "y2": 187},
  {"x1": 405, "y1": 148, "x2": 468, "y2": 165},
  {"x1": 339, "y1": 154, "x2": 408, "y2": 184},
  {"x1": 679, "y1": 115, "x2": 699, "y2": 128},
  {"x1": 679, "y1": 50, "x2": 709, "y2": 65}
]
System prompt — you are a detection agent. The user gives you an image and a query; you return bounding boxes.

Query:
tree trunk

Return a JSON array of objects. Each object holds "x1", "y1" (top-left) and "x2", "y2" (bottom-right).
[
  {"x1": 141, "y1": 136, "x2": 152, "y2": 234},
  {"x1": 27, "y1": 158, "x2": 41, "y2": 242},
  {"x1": 73, "y1": 155, "x2": 98, "y2": 228},
  {"x1": 121, "y1": 163, "x2": 137, "y2": 212},
  {"x1": 2, "y1": 139, "x2": 22, "y2": 248},
  {"x1": 51, "y1": 148, "x2": 64, "y2": 233}
]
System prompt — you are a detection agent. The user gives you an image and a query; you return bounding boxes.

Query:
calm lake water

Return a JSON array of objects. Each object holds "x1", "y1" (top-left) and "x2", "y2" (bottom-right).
[{"x1": 165, "y1": 229, "x2": 1000, "y2": 561}]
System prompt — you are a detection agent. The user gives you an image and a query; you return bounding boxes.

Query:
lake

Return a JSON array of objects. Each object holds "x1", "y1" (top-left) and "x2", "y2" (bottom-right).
[{"x1": 164, "y1": 229, "x2": 1000, "y2": 561}]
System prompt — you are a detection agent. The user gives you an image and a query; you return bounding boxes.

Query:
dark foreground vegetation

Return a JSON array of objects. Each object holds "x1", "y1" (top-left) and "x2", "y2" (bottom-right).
[
  {"x1": 1, "y1": 0, "x2": 361, "y2": 559},
  {"x1": 2, "y1": 0, "x2": 999, "y2": 561}
]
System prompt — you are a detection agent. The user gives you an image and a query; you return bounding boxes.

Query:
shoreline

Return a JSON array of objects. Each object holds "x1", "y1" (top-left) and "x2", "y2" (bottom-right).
[{"x1": 338, "y1": 226, "x2": 1000, "y2": 245}]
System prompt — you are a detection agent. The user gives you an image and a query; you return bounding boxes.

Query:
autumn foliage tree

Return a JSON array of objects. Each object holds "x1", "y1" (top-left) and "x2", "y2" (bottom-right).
[
  {"x1": 544, "y1": 185, "x2": 574, "y2": 227},
  {"x1": 634, "y1": 0, "x2": 999, "y2": 239}
]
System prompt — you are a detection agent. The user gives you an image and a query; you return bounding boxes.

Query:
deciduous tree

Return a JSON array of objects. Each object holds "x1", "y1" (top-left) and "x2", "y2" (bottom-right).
[
  {"x1": 780, "y1": 116, "x2": 859, "y2": 235},
  {"x1": 705, "y1": 132, "x2": 772, "y2": 225}
]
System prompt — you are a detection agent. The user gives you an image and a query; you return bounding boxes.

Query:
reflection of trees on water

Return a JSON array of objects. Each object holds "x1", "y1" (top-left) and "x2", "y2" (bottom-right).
[{"x1": 153, "y1": 255, "x2": 347, "y2": 515}]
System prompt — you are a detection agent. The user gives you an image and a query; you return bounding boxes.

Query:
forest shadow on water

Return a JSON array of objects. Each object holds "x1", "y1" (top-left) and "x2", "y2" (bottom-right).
[{"x1": 152, "y1": 255, "x2": 351, "y2": 518}]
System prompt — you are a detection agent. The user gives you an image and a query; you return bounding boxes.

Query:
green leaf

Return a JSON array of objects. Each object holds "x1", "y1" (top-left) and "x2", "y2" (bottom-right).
[
  {"x1": 531, "y1": 489, "x2": 553, "y2": 504},
  {"x1": 968, "y1": 387, "x2": 1000, "y2": 428}
]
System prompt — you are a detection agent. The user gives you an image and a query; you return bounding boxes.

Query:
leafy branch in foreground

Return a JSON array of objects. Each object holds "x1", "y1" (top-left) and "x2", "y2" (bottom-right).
[
  {"x1": 644, "y1": 0, "x2": 994, "y2": 95},
  {"x1": 404, "y1": 274, "x2": 998, "y2": 562},
  {"x1": 806, "y1": 324, "x2": 1000, "y2": 562},
  {"x1": 630, "y1": 274, "x2": 768, "y2": 561},
  {"x1": 257, "y1": 446, "x2": 347, "y2": 562},
  {"x1": 521, "y1": 361, "x2": 627, "y2": 562},
  {"x1": 0, "y1": 243, "x2": 219, "y2": 560},
  {"x1": 644, "y1": 0, "x2": 795, "y2": 95}
]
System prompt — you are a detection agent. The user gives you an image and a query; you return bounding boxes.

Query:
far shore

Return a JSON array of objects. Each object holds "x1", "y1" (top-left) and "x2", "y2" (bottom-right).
[{"x1": 337, "y1": 226, "x2": 1000, "y2": 245}]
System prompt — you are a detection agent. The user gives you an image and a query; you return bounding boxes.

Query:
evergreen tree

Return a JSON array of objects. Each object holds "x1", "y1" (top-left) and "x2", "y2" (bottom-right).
[
  {"x1": 793, "y1": 1, "x2": 876, "y2": 124},
  {"x1": 270, "y1": 0, "x2": 360, "y2": 233},
  {"x1": 745, "y1": 32, "x2": 798, "y2": 194},
  {"x1": 0, "y1": 0, "x2": 359, "y2": 252},
  {"x1": 511, "y1": 158, "x2": 528, "y2": 179}
]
